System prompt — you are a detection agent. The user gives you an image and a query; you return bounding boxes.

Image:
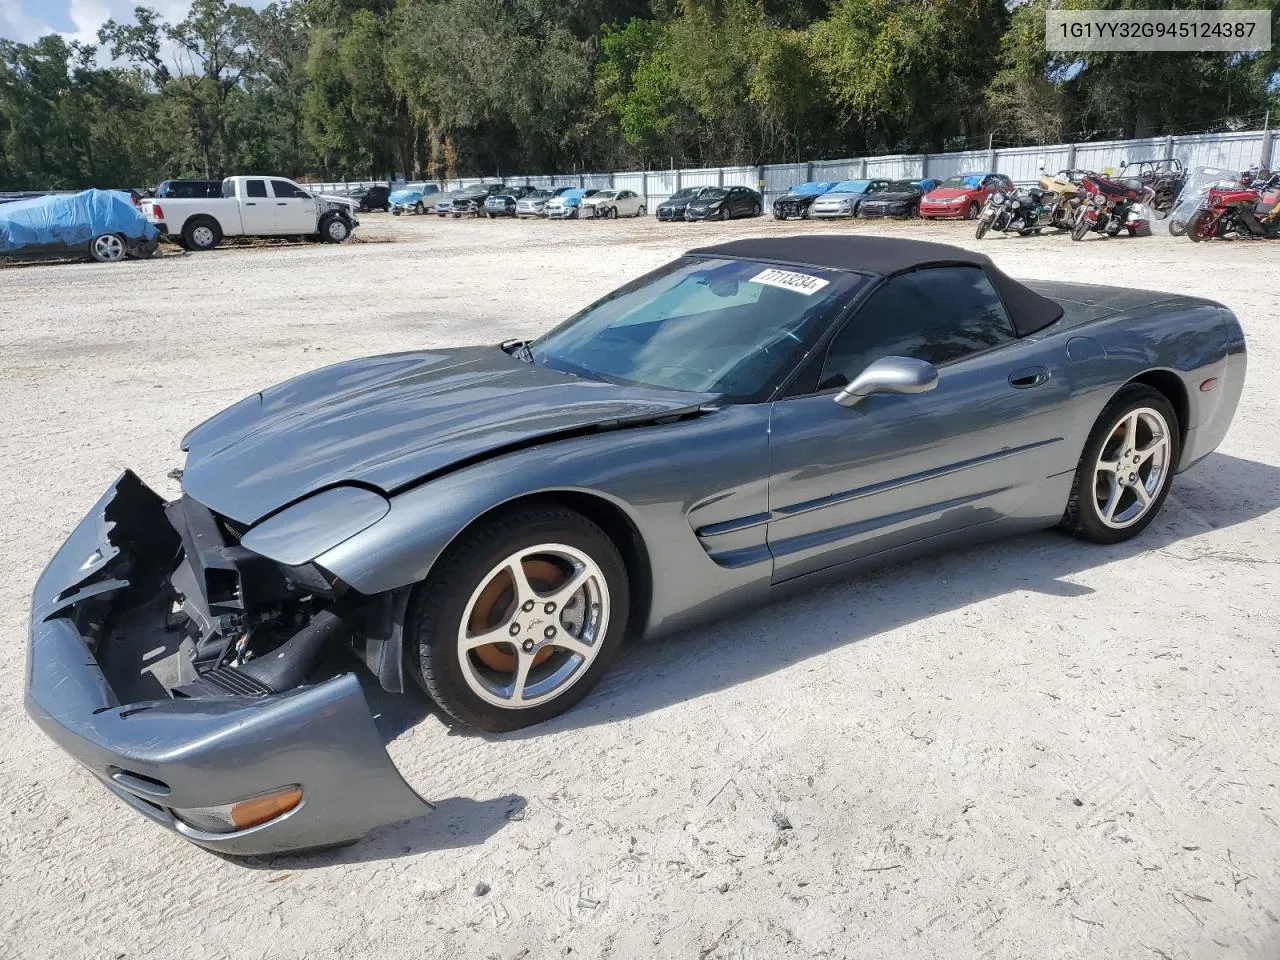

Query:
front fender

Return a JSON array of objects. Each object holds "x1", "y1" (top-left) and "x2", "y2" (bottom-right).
[{"x1": 313, "y1": 404, "x2": 774, "y2": 642}]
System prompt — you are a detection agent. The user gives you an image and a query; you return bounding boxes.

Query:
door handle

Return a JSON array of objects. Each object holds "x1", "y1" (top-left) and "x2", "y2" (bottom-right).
[
  {"x1": 1009, "y1": 365, "x2": 1051, "y2": 388},
  {"x1": 277, "y1": 202, "x2": 288, "y2": 206},
  {"x1": 245, "y1": 202, "x2": 257, "y2": 206}
]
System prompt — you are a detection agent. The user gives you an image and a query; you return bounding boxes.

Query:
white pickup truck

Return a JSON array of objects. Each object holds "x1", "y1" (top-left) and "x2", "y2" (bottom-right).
[{"x1": 141, "y1": 176, "x2": 359, "y2": 251}]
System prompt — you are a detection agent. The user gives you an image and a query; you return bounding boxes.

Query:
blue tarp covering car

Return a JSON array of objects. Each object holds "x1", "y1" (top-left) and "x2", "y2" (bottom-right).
[{"x1": 0, "y1": 189, "x2": 159, "y2": 262}]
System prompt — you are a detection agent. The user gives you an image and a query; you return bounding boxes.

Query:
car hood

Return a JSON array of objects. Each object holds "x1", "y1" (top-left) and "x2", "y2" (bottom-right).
[
  {"x1": 925, "y1": 188, "x2": 975, "y2": 201},
  {"x1": 777, "y1": 193, "x2": 821, "y2": 203},
  {"x1": 862, "y1": 191, "x2": 918, "y2": 204},
  {"x1": 811, "y1": 193, "x2": 860, "y2": 204},
  {"x1": 659, "y1": 198, "x2": 692, "y2": 209},
  {"x1": 180, "y1": 347, "x2": 712, "y2": 525}
]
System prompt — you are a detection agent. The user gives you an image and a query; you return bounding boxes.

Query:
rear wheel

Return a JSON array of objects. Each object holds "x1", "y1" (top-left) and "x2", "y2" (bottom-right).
[
  {"x1": 182, "y1": 217, "x2": 221, "y2": 251},
  {"x1": 637, "y1": 205, "x2": 645, "y2": 217},
  {"x1": 407, "y1": 506, "x2": 630, "y2": 731},
  {"x1": 1060, "y1": 385, "x2": 1179, "y2": 545}
]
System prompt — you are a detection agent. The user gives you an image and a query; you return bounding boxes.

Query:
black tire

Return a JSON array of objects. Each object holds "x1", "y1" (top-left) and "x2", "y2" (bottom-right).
[
  {"x1": 1168, "y1": 217, "x2": 1187, "y2": 238},
  {"x1": 719, "y1": 206, "x2": 729, "y2": 221},
  {"x1": 406, "y1": 505, "x2": 630, "y2": 732},
  {"x1": 965, "y1": 201, "x2": 980, "y2": 220},
  {"x1": 975, "y1": 218, "x2": 990, "y2": 240},
  {"x1": 1059, "y1": 384, "x2": 1180, "y2": 545},
  {"x1": 1070, "y1": 212, "x2": 1091, "y2": 241},
  {"x1": 181, "y1": 217, "x2": 221, "y2": 252},
  {"x1": 637, "y1": 205, "x2": 645, "y2": 217},
  {"x1": 751, "y1": 203, "x2": 761, "y2": 217},
  {"x1": 319, "y1": 212, "x2": 351, "y2": 243}
]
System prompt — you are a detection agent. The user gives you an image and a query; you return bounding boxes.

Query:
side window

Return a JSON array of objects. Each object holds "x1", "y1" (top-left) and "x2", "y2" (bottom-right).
[
  {"x1": 270, "y1": 179, "x2": 309, "y2": 199},
  {"x1": 817, "y1": 267, "x2": 1015, "y2": 390},
  {"x1": 245, "y1": 179, "x2": 268, "y2": 199}
]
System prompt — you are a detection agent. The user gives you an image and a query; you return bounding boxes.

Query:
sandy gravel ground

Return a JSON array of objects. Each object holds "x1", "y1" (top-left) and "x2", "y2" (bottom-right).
[{"x1": 1, "y1": 212, "x2": 1278, "y2": 960}]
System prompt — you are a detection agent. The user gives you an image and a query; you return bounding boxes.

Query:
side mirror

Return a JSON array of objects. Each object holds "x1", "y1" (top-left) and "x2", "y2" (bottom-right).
[{"x1": 834, "y1": 356, "x2": 939, "y2": 408}]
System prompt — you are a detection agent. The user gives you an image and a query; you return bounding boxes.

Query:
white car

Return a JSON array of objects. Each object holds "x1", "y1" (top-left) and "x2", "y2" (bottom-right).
[
  {"x1": 579, "y1": 189, "x2": 646, "y2": 219},
  {"x1": 141, "y1": 176, "x2": 358, "y2": 251}
]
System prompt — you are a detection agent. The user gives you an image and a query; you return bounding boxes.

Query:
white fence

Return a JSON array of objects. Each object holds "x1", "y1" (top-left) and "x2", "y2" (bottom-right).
[{"x1": 307, "y1": 127, "x2": 1274, "y2": 207}]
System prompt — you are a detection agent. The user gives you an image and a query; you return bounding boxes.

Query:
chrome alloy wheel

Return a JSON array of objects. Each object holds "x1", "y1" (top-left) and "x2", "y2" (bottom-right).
[
  {"x1": 91, "y1": 234, "x2": 126, "y2": 262},
  {"x1": 457, "y1": 544, "x2": 610, "y2": 709},
  {"x1": 1093, "y1": 407, "x2": 1171, "y2": 529}
]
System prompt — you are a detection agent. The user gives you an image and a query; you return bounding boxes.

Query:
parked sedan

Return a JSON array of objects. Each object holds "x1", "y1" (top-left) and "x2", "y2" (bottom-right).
[
  {"x1": 684, "y1": 186, "x2": 763, "y2": 221},
  {"x1": 451, "y1": 185, "x2": 505, "y2": 218},
  {"x1": 27, "y1": 235, "x2": 1245, "y2": 856},
  {"x1": 580, "y1": 189, "x2": 646, "y2": 219},
  {"x1": 485, "y1": 185, "x2": 537, "y2": 218},
  {"x1": 772, "y1": 181, "x2": 837, "y2": 219},
  {"x1": 389, "y1": 186, "x2": 440, "y2": 216},
  {"x1": 545, "y1": 188, "x2": 599, "y2": 220},
  {"x1": 654, "y1": 187, "x2": 708, "y2": 221},
  {"x1": 348, "y1": 185, "x2": 390, "y2": 212},
  {"x1": 856, "y1": 180, "x2": 932, "y2": 219},
  {"x1": 0, "y1": 188, "x2": 159, "y2": 263},
  {"x1": 919, "y1": 172, "x2": 1014, "y2": 220},
  {"x1": 808, "y1": 179, "x2": 894, "y2": 219}
]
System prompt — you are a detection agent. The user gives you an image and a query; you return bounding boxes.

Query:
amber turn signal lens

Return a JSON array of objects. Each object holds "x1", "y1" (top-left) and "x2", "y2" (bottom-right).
[{"x1": 230, "y1": 786, "x2": 303, "y2": 828}]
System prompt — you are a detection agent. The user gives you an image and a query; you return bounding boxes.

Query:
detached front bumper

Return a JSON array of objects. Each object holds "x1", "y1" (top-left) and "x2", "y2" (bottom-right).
[{"x1": 24, "y1": 472, "x2": 430, "y2": 856}]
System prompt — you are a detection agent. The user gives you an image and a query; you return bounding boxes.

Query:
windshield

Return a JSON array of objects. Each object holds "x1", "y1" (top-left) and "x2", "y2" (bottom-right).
[
  {"x1": 830, "y1": 180, "x2": 871, "y2": 194},
  {"x1": 531, "y1": 257, "x2": 865, "y2": 400},
  {"x1": 591, "y1": 191, "x2": 617, "y2": 200},
  {"x1": 942, "y1": 175, "x2": 985, "y2": 189},
  {"x1": 789, "y1": 182, "x2": 832, "y2": 196},
  {"x1": 697, "y1": 187, "x2": 728, "y2": 200},
  {"x1": 558, "y1": 190, "x2": 586, "y2": 201},
  {"x1": 524, "y1": 190, "x2": 551, "y2": 200},
  {"x1": 669, "y1": 188, "x2": 702, "y2": 200},
  {"x1": 887, "y1": 180, "x2": 918, "y2": 192}
]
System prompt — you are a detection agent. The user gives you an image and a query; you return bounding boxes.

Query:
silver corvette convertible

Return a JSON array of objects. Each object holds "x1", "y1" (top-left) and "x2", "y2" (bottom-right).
[{"x1": 26, "y1": 236, "x2": 1246, "y2": 854}]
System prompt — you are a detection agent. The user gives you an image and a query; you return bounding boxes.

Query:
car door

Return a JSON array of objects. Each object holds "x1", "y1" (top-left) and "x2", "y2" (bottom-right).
[
  {"x1": 766, "y1": 265, "x2": 1073, "y2": 583},
  {"x1": 238, "y1": 178, "x2": 276, "y2": 234},
  {"x1": 270, "y1": 179, "x2": 319, "y2": 233}
]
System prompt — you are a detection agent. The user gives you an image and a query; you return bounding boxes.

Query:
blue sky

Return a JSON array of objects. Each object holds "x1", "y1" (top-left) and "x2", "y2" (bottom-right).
[{"x1": 1, "y1": 1, "x2": 270, "y2": 45}]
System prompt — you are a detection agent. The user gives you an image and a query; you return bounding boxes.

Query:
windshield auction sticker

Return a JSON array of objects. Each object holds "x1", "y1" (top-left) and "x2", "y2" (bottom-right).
[
  {"x1": 1046, "y1": 9, "x2": 1270, "y2": 52},
  {"x1": 750, "y1": 268, "x2": 830, "y2": 296}
]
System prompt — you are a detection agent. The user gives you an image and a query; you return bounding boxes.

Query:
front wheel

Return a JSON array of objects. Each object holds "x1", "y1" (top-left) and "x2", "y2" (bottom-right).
[
  {"x1": 319, "y1": 212, "x2": 351, "y2": 243},
  {"x1": 415, "y1": 202, "x2": 424, "y2": 215},
  {"x1": 1188, "y1": 211, "x2": 1216, "y2": 242},
  {"x1": 975, "y1": 217, "x2": 991, "y2": 240},
  {"x1": 636, "y1": 205, "x2": 645, "y2": 217},
  {"x1": 965, "y1": 201, "x2": 980, "y2": 220},
  {"x1": 1060, "y1": 385, "x2": 1179, "y2": 544},
  {"x1": 1070, "y1": 211, "x2": 1091, "y2": 241},
  {"x1": 407, "y1": 506, "x2": 630, "y2": 731},
  {"x1": 89, "y1": 233, "x2": 127, "y2": 263}
]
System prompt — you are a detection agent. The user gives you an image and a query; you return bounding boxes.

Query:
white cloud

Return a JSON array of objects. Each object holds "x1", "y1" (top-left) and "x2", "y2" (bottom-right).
[
  {"x1": 1, "y1": 0, "x2": 272, "y2": 46},
  {"x1": 0, "y1": 0, "x2": 55, "y2": 42}
]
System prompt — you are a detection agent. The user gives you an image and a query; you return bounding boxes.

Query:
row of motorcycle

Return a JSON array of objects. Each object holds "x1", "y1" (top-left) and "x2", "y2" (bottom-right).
[{"x1": 974, "y1": 158, "x2": 1280, "y2": 243}]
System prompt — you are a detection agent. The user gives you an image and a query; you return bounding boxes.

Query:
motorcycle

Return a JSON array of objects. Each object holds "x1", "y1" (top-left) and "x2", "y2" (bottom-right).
[
  {"x1": 975, "y1": 186, "x2": 1053, "y2": 239},
  {"x1": 1167, "y1": 166, "x2": 1241, "y2": 237},
  {"x1": 1187, "y1": 172, "x2": 1280, "y2": 242},
  {"x1": 1069, "y1": 173, "x2": 1154, "y2": 240},
  {"x1": 1038, "y1": 169, "x2": 1091, "y2": 228}
]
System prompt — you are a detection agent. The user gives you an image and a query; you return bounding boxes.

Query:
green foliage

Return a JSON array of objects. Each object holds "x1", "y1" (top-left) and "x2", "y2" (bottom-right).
[{"x1": 0, "y1": 0, "x2": 1276, "y2": 189}]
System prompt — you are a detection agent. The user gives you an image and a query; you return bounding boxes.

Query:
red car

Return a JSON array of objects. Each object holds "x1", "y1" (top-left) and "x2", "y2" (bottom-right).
[{"x1": 919, "y1": 172, "x2": 1014, "y2": 220}]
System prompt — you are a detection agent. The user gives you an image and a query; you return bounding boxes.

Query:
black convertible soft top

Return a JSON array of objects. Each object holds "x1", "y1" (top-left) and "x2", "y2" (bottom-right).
[{"x1": 690, "y1": 235, "x2": 1063, "y2": 337}]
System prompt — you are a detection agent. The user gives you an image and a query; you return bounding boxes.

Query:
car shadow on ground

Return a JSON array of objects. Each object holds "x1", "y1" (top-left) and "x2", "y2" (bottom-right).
[{"x1": 477, "y1": 451, "x2": 1280, "y2": 740}]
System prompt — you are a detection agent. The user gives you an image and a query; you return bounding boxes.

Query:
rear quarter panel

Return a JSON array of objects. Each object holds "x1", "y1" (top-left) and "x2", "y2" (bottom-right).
[{"x1": 1034, "y1": 296, "x2": 1243, "y2": 472}]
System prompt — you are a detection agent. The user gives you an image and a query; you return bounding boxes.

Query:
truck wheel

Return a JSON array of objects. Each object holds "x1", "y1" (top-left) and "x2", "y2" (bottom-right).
[
  {"x1": 319, "y1": 212, "x2": 352, "y2": 244},
  {"x1": 182, "y1": 217, "x2": 221, "y2": 252}
]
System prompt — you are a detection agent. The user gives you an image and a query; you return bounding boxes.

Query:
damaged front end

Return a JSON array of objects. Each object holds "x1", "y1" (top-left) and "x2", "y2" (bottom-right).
[{"x1": 24, "y1": 471, "x2": 430, "y2": 856}]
